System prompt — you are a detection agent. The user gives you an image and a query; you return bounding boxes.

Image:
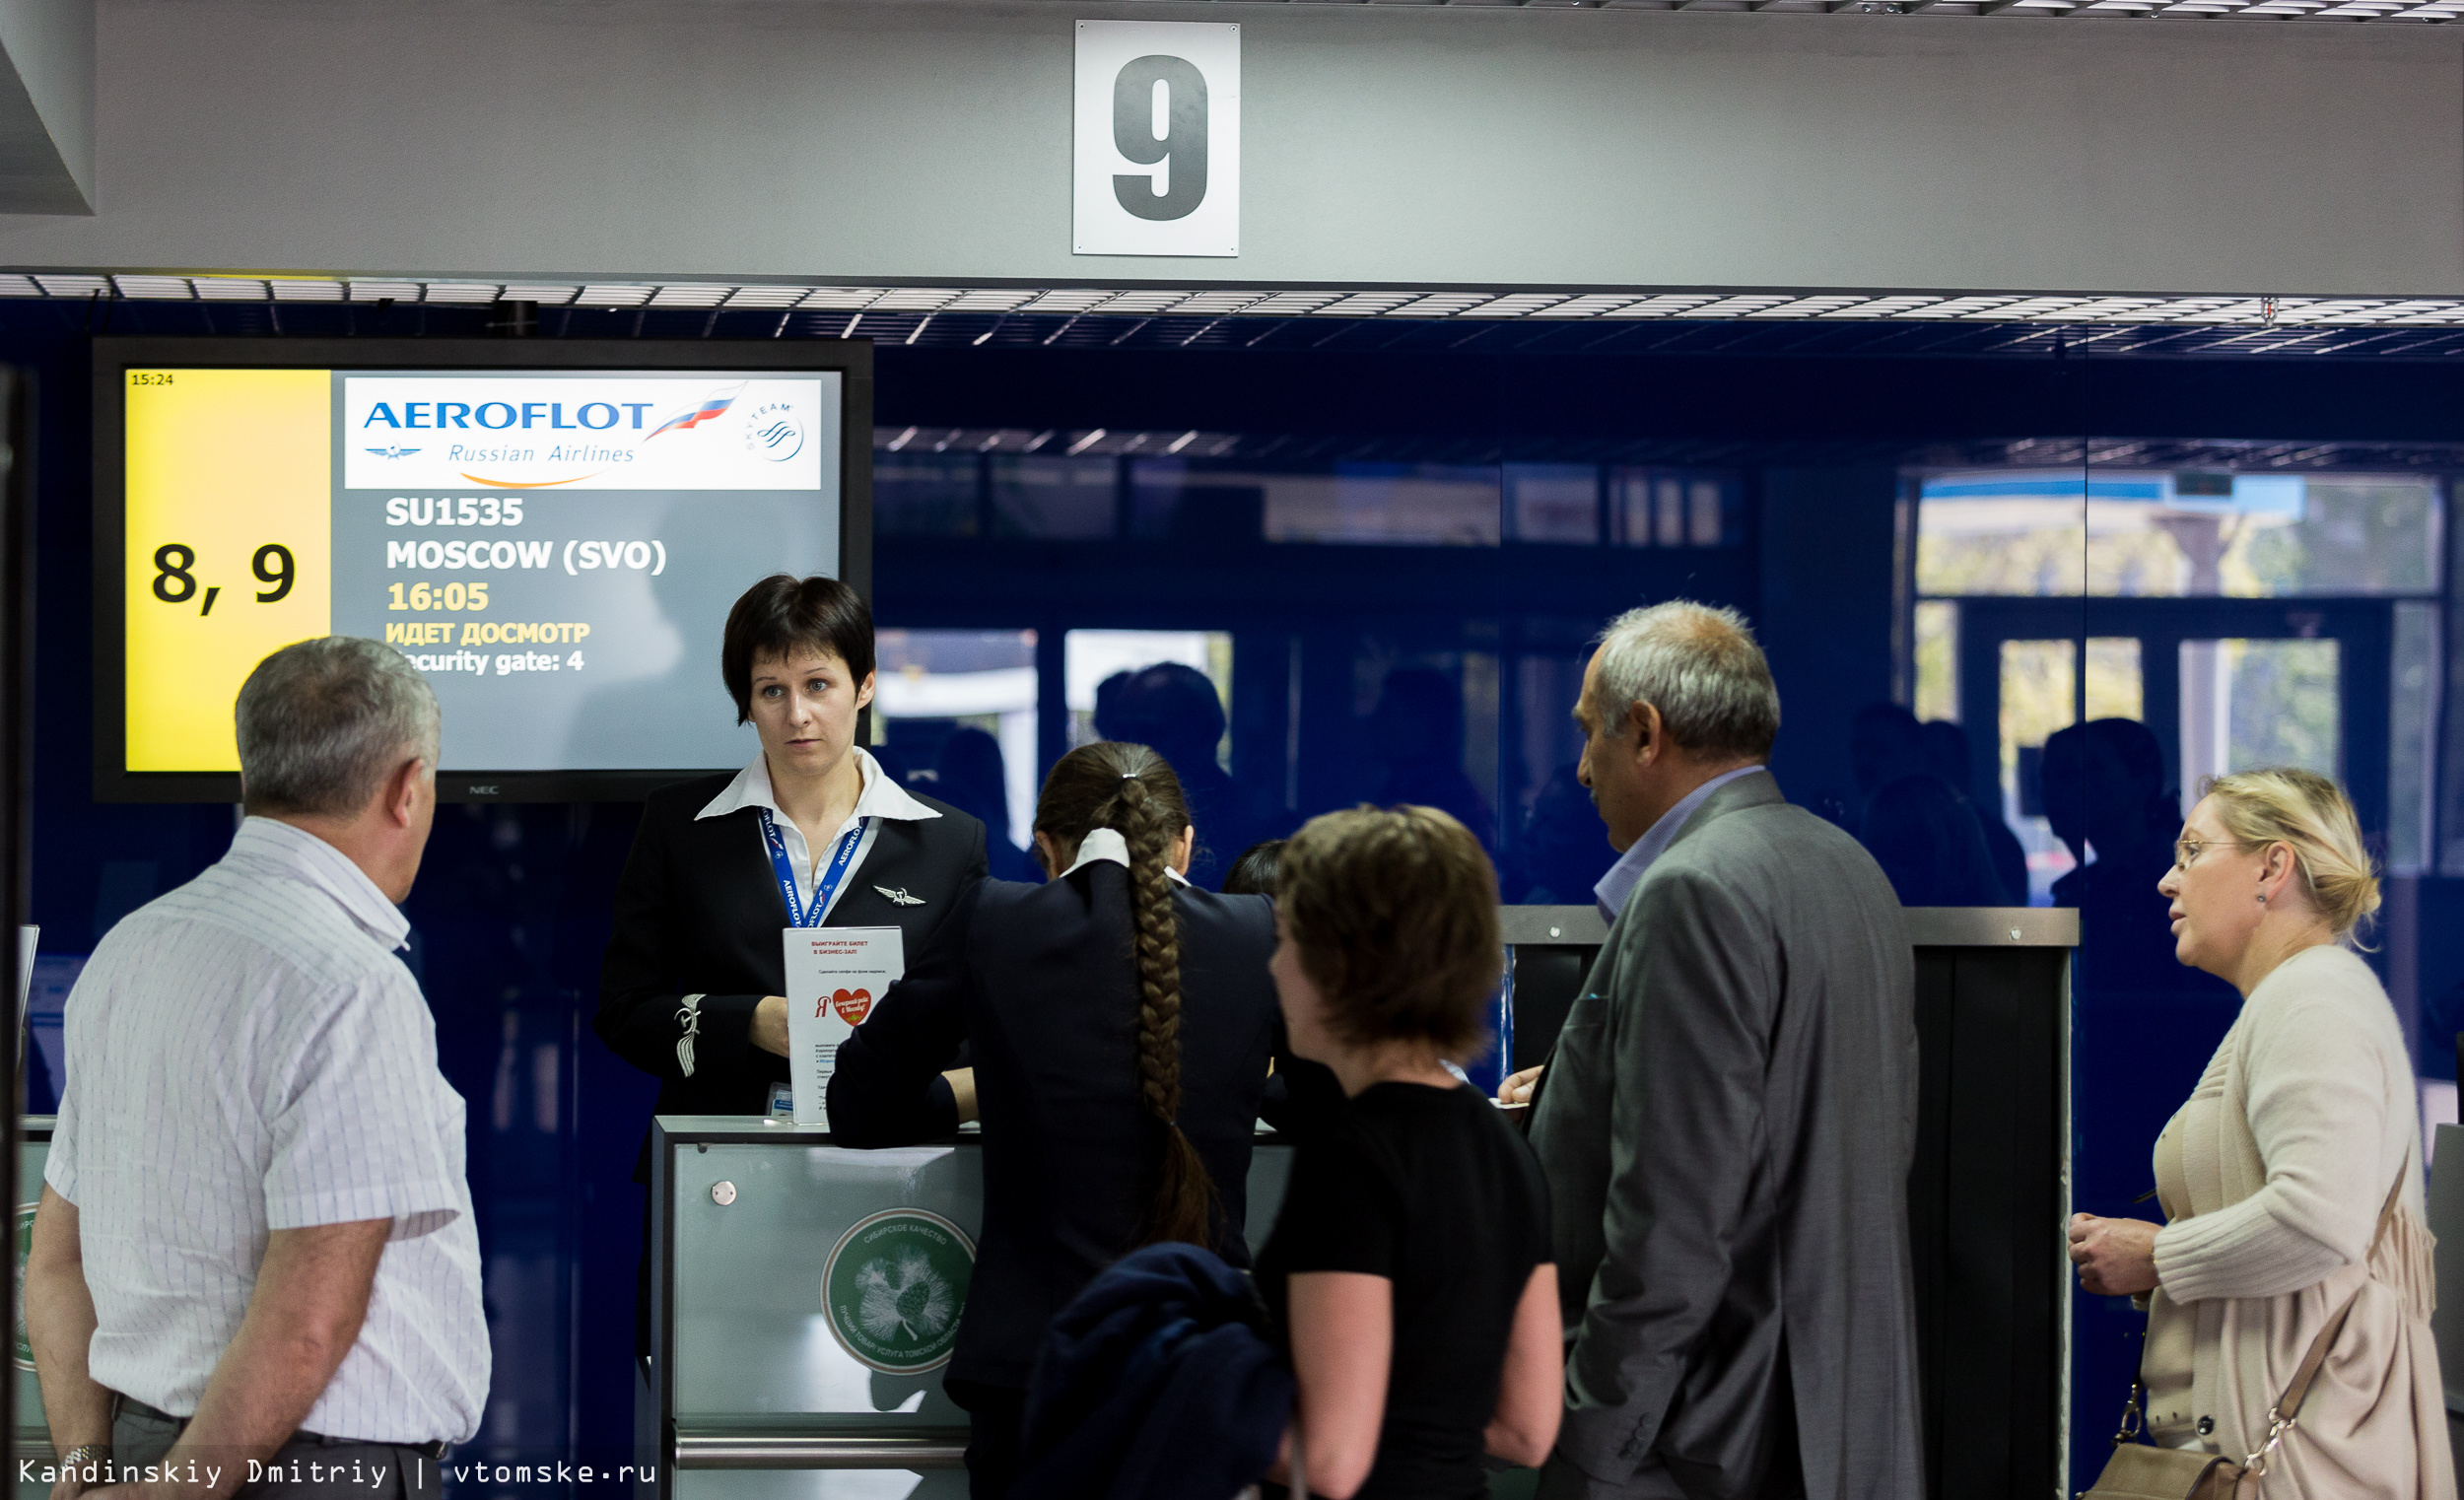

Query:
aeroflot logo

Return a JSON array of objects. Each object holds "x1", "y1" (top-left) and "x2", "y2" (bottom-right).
[
  {"x1": 365, "y1": 400, "x2": 654, "y2": 432},
  {"x1": 361, "y1": 386, "x2": 741, "y2": 437}
]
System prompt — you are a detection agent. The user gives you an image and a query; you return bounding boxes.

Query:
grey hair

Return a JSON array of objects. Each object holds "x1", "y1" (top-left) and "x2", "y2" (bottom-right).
[
  {"x1": 236, "y1": 638, "x2": 441, "y2": 818},
  {"x1": 1593, "y1": 601, "x2": 1781, "y2": 761}
]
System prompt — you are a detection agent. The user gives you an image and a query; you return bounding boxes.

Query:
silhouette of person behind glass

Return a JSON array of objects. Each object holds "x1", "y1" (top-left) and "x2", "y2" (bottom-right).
[
  {"x1": 1506, "y1": 762, "x2": 1617, "y2": 904},
  {"x1": 1853, "y1": 703, "x2": 2005, "y2": 904},
  {"x1": 1095, "y1": 662, "x2": 1243, "y2": 886},
  {"x1": 1365, "y1": 667, "x2": 1496, "y2": 852},
  {"x1": 934, "y1": 726, "x2": 1043, "y2": 883},
  {"x1": 1859, "y1": 773, "x2": 2012, "y2": 907},
  {"x1": 1850, "y1": 702, "x2": 1931, "y2": 814},
  {"x1": 2040, "y1": 717, "x2": 2208, "y2": 991},
  {"x1": 1921, "y1": 718, "x2": 2030, "y2": 907}
]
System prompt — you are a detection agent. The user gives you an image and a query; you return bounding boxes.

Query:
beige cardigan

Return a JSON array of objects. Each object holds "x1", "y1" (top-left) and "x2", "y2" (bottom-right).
[{"x1": 2140, "y1": 945, "x2": 2452, "y2": 1498}]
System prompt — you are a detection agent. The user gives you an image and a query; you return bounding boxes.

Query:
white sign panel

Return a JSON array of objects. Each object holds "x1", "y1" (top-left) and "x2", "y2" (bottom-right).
[
  {"x1": 785, "y1": 926, "x2": 906, "y2": 1125},
  {"x1": 342, "y1": 375, "x2": 829, "y2": 491},
  {"x1": 1073, "y1": 20, "x2": 1239, "y2": 257}
]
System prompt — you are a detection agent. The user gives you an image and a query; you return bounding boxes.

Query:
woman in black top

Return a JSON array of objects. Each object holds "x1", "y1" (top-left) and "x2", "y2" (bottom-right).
[
  {"x1": 597, "y1": 576, "x2": 987, "y2": 1342},
  {"x1": 829, "y1": 741, "x2": 1279, "y2": 1500},
  {"x1": 1257, "y1": 805, "x2": 1561, "y2": 1500}
]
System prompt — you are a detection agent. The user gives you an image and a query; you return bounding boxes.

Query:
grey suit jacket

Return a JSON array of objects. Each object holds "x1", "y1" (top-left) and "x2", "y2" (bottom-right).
[{"x1": 1528, "y1": 770, "x2": 1922, "y2": 1500}]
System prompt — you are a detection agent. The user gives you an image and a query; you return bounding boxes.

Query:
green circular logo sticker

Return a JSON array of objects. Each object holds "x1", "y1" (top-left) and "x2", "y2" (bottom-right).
[
  {"x1": 15, "y1": 1202, "x2": 37, "y2": 1371},
  {"x1": 821, "y1": 1208, "x2": 975, "y2": 1375}
]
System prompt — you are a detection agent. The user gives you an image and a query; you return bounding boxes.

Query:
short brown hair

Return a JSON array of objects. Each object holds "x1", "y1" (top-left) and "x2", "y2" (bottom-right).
[
  {"x1": 720, "y1": 575, "x2": 873, "y2": 724},
  {"x1": 1277, "y1": 805, "x2": 1502, "y2": 1057}
]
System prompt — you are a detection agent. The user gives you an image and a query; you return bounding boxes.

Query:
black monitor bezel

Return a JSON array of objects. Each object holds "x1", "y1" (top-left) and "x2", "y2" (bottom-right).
[{"x1": 92, "y1": 335, "x2": 873, "y2": 804}]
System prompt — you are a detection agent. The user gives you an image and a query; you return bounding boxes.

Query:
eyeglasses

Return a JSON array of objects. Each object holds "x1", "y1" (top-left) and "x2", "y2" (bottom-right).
[{"x1": 2172, "y1": 836, "x2": 2254, "y2": 870}]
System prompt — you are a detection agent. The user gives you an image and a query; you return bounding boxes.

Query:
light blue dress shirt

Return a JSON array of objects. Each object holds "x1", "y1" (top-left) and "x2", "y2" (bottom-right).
[{"x1": 1592, "y1": 765, "x2": 1772, "y2": 922}]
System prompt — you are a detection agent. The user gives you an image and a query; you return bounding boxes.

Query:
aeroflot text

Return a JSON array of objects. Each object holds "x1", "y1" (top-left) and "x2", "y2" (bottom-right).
[{"x1": 365, "y1": 400, "x2": 652, "y2": 431}]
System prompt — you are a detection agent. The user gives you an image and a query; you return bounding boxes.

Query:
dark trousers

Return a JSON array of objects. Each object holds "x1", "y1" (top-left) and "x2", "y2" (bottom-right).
[
  {"x1": 109, "y1": 1396, "x2": 444, "y2": 1500},
  {"x1": 945, "y1": 1378, "x2": 1026, "y2": 1500}
]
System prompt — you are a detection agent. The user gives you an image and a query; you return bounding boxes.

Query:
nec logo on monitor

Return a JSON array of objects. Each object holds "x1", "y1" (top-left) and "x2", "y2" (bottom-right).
[{"x1": 466, "y1": 784, "x2": 500, "y2": 796}]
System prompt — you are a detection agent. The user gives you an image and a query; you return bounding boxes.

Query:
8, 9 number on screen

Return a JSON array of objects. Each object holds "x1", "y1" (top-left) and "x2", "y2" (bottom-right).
[{"x1": 153, "y1": 543, "x2": 294, "y2": 616}]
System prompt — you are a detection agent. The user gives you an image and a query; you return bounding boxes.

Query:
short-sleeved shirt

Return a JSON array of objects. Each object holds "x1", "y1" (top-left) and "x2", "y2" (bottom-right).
[
  {"x1": 45, "y1": 817, "x2": 488, "y2": 1444},
  {"x1": 1256, "y1": 1081, "x2": 1552, "y2": 1500}
]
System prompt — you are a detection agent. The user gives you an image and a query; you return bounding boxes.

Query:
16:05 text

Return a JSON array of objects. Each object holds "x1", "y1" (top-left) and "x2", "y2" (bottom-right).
[{"x1": 389, "y1": 580, "x2": 489, "y2": 612}]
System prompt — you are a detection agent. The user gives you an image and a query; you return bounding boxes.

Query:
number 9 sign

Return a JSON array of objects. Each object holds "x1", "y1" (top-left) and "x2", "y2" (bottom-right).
[{"x1": 1074, "y1": 21, "x2": 1239, "y2": 257}]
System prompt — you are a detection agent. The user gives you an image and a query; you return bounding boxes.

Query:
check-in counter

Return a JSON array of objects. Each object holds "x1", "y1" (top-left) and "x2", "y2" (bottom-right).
[
  {"x1": 1502, "y1": 904, "x2": 2079, "y2": 1500},
  {"x1": 650, "y1": 905, "x2": 2078, "y2": 1500},
  {"x1": 645, "y1": 1118, "x2": 1295, "y2": 1500}
]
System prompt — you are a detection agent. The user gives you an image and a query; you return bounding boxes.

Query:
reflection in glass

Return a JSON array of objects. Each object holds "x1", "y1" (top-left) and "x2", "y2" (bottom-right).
[
  {"x1": 2177, "y1": 639, "x2": 2340, "y2": 810},
  {"x1": 2391, "y1": 600, "x2": 2436, "y2": 873},
  {"x1": 1913, "y1": 600, "x2": 1958, "y2": 724},
  {"x1": 1919, "y1": 470, "x2": 2441, "y2": 598},
  {"x1": 1503, "y1": 464, "x2": 1600, "y2": 544},
  {"x1": 1608, "y1": 469, "x2": 1743, "y2": 549},
  {"x1": 989, "y1": 455, "x2": 1119, "y2": 539},
  {"x1": 1064, "y1": 631, "x2": 1245, "y2": 883},
  {"x1": 1262, "y1": 464, "x2": 1501, "y2": 547},
  {"x1": 1064, "y1": 630, "x2": 1232, "y2": 760},
  {"x1": 1851, "y1": 703, "x2": 2013, "y2": 907},
  {"x1": 2085, "y1": 638, "x2": 2143, "y2": 721},
  {"x1": 872, "y1": 630, "x2": 1040, "y2": 869},
  {"x1": 2000, "y1": 640, "x2": 2079, "y2": 902},
  {"x1": 874, "y1": 451, "x2": 983, "y2": 538}
]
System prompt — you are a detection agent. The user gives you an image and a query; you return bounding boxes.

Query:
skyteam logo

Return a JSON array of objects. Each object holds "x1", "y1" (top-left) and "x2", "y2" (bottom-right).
[
  {"x1": 743, "y1": 400, "x2": 804, "y2": 462},
  {"x1": 645, "y1": 386, "x2": 741, "y2": 442}
]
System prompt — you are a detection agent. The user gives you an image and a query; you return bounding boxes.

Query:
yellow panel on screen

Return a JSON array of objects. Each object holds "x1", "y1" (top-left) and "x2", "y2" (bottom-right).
[{"x1": 124, "y1": 368, "x2": 332, "y2": 773}]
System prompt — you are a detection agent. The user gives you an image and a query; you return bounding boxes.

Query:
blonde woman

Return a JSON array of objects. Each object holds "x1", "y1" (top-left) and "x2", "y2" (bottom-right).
[{"x1": 2067, "y1": 768, "x2": 2451, "y2": 1497}]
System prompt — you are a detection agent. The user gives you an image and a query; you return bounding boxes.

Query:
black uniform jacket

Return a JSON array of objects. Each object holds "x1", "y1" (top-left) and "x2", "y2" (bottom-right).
[
  {"x1": 596, "y1": 769, "x2": 988, "y2": 1175},
  {"x1": 827, "y1": 866, "x2": 1279, "y2": 1390}
]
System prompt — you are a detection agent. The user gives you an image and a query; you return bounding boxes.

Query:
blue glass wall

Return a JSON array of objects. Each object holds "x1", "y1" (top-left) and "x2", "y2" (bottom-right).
[{"x1": 8, "y1": 297, "x2": 2463, "y2": 1496}]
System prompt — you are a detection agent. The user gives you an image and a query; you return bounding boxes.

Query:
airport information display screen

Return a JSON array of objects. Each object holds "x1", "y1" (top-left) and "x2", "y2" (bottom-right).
[{"x1": 105, "y1": 351, "x2": 854, "y2": 795}]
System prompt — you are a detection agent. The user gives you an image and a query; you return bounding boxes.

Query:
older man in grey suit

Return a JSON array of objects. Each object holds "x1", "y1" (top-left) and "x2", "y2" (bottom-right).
[{"x1": 1506, "y1": 602, "x2": 1921, "y2": 1500}]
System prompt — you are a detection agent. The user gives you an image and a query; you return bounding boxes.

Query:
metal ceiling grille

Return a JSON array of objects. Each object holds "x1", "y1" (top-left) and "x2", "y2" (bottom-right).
[
  {"x1": 15, "y1": 275, "x2": 2461, "y2": 329},
  {"x1": 1015, "y1": 0, "x2": 2462, "y2": 21},
  {"x1": 25, "y1": 274, "x2": 2464, "y2": 356},
  {"x1": 873, "y1": 427, "x2": 2464, "y2": 470}
]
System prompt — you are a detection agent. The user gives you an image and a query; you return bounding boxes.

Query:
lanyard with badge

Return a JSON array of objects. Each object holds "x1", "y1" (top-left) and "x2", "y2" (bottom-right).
[
  {"x1": 759, "y1": 808, "x2": 868, "y2": 929},
  {"x1": 760, "y1": 808, "x2": 866, "y2": 1115}
]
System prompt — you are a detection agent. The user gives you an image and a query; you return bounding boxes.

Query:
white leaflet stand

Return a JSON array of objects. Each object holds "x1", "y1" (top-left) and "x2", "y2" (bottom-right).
[{"x1": 783, "y1": 926, "x2": 904, "y2": 1125}]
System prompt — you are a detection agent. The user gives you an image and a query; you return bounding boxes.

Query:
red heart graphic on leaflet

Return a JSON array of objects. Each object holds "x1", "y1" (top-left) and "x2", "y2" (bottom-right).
[{"x1": 833, "y1": 988, "x2": 874, "y2": 1025}]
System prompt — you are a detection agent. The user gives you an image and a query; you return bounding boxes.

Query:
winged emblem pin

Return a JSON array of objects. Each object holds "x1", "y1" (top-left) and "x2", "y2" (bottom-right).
[{"x1": 875, "y1": 885, "x2": 925, "y2": 907}]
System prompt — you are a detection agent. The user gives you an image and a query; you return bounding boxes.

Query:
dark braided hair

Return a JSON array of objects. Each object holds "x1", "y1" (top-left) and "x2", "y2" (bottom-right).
[{"x1": 1033, "y1": 741, "x2": 1215, "y2": 1248}]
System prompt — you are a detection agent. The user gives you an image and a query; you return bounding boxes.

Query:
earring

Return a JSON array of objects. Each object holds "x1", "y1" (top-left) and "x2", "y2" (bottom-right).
[{"x1": 2257, "y1": 892, "x2": 2268, "y2": 906}]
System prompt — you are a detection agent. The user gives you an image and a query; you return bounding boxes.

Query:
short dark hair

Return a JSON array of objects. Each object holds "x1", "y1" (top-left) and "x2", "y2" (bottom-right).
[
  {"x1": 1220, "y1": 840, "x2": 1283, "y2": 897},
  {"x1": 720, "y1": 575, "x2": 873, "y2": 724},
  {"x1": 1277, "y1": 806, "x2": 1501, "y2": 1057}
]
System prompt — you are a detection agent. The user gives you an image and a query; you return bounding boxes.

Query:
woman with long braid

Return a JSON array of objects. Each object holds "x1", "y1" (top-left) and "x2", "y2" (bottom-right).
[{"x1": 829, "y1": 741, "x2": 1279, "y2": 1499}]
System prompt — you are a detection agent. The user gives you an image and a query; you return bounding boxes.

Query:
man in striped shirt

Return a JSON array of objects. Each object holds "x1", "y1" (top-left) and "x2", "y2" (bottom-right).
[{"x1": 26, "y1": 637, "x2": 488, "y2": 1500}]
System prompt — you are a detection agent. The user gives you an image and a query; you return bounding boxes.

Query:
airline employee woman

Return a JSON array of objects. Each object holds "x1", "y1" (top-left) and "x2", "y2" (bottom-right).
[{"x1": 597, "y1": 574, "x2": 987, "y2": 1341}]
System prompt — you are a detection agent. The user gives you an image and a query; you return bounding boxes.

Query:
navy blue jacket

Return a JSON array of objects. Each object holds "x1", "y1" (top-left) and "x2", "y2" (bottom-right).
[
  {"x1": 828, "y1": 867, "x2": 1280, "y2": 1388},
  {"x1": 1012, "y1": 1243, "x2": 1292, "y2": 1500}
]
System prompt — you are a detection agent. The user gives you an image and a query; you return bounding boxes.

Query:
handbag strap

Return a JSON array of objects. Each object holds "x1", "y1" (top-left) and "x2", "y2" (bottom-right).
[{"x1": 2242, "y1": 1149, "x2": 2413, "y2": 1475}]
